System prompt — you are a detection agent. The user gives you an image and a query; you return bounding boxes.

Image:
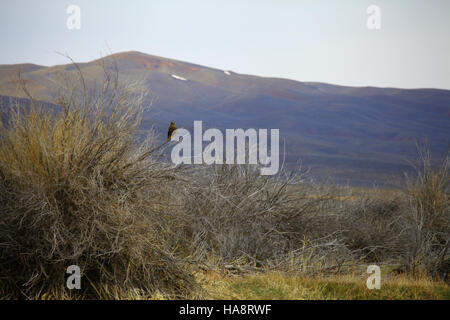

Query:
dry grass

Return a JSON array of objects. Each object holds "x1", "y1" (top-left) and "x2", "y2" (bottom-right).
[{"x1": 196, "y1": 270, "x2": 449, "y2": 300}]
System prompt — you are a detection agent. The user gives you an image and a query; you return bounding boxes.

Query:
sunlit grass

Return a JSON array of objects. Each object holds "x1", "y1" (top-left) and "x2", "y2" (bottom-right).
[{"x1": 196, "y1": 271, "x2": 449, "y2": 300}]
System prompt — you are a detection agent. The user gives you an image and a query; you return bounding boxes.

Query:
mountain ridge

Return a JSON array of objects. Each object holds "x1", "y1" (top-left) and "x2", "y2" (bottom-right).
[{"x1": 0, "y1": 51, "x2": 449, "y2": 187}]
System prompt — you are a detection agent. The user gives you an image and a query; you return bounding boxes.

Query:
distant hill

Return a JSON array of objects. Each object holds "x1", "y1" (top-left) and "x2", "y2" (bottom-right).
[{"x1": 1, "y1": 51, "x2": 449, "y2": 187}]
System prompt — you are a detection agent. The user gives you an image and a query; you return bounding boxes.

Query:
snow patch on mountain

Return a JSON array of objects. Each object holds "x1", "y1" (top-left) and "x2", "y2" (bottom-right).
[{"x1": 171, "y1": 74, "x2": 187, "y2": 81}]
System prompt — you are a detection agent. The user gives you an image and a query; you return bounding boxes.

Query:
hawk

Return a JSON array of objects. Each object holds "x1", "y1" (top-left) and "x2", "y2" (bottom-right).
[{"x1": 167, "y1": 121, "x2": 177, "y2": 141}]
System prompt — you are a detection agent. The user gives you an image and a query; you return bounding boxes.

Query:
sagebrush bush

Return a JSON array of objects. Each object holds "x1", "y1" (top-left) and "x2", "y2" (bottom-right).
[
  {"x1": 177, "y1": 164, "x2": 311, "y2": 263},
  {"x1": 403, "y1": 142, "x2": 449, "y2": 278},
  {"x1": 172, "y1": 165, "x2": 370, "y2": 273},
  {"x1": 0, "y1": 63, "x2": 195, "y2": 299}
]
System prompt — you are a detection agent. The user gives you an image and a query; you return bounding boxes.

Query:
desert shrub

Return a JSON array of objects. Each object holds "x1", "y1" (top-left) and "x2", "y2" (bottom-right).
[
  {"x1": 174, "y1": 165, "x2": 373, "y2": 272},
  {"x1": 335, "y1": 194, "x2": 407, "y2": 261},
  {"x1": 172, "y1": 164, "x2": 404, "y2": 272},
  {"x1": 402, "y1": 142, "x2": 449, "y2": 278},
  {"x1": 274, "y1": 185, "x2": 410, "y2": 271},
  {"x1": 176, "y1": 164, "x2": 315, "y2": 265},
  {"x1": 0, "y1": 62, "x2": 195, "y2": 299}
]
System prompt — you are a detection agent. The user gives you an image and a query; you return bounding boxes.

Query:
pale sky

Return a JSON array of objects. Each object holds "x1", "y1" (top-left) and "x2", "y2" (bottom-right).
[{"x1": 1, "y1": 0, "x2": 449, "y2": 89}]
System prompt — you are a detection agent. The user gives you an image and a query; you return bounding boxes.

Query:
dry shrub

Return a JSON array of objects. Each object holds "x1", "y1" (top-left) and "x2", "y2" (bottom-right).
[
  {"x1": 0, "y1": 61, "x2": 194, "y2": 298},
  {"x1": 142, "y1": 139, "x2": 447, "y2": 281},
  {"x1": 174, "y1": 157, "x2": 447, "y2": 278},
  {"x1": 272, "y1": 184, "x2": 409, "y2": 271},
  {"x1": 335, "y1": 194, "x2": 407, "y2": 261},
  {"x1": 173, "y1": 164, "x2": 374, "y2": 273},
  {"x1": 403, "y1": 142, "x2": 449, "y2": 278},
  {"x1": 172, "y1": 164, "x2": 407, "y2": 273},
  {"x1": 177, "y1": 164, "x2": 313, "y2": 265}
]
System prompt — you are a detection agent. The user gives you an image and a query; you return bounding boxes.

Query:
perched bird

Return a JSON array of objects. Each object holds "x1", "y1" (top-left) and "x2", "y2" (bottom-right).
[{"x1": 167, "y1": 121, "x2": 177, "y2": 141}]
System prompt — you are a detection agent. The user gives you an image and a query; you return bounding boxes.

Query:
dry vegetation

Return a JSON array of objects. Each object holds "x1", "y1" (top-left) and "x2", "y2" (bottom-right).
[
  {"x1": 0, "y1": 62, "x2": 195, "y2": 299},
  {"x1": 0, "y1": 61, "x2": 448, "y2": 299}
]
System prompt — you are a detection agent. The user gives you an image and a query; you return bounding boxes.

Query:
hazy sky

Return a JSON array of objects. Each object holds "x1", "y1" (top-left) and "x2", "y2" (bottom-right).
[{"x1": 1, "y1": 0, "x2": 449, "y2": 89}]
